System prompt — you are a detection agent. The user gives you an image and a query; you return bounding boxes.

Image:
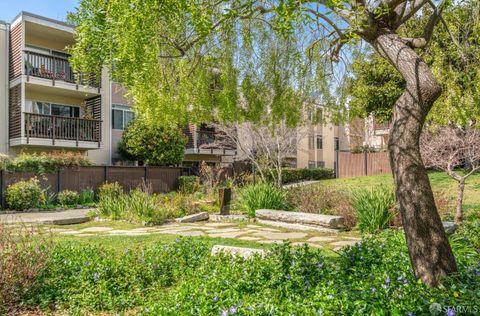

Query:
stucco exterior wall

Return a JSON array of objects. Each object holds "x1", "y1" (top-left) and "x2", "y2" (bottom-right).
[{"x1": 0, "y1": 22, "x2": 8, "y2": 154}]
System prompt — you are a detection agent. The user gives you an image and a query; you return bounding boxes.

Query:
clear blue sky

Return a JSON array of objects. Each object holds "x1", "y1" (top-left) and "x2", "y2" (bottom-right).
[{"x1": 0, "y1": 0, "x2": 78, "y2": 23}]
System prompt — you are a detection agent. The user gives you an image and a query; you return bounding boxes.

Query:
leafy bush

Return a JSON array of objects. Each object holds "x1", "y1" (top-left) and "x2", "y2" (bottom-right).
[
  {"x1": 268, "y1": 167, "x2": 334, "y2": 184},
  {"x1": 78, "y1": 188, "x2": 96, "y2": 205},
  {"x1": 57, "y1": 190, "x2": 79, "y2": 207},
  {"x1": 97, "y1": 182, "x2": 123, "y2": 200},
  {"x1": 238, "y1": 183, "x2": 289, "y2": 217},
  {"x1": 8, "y1": 151, "x2": 93, "y2": 173},
  {"x1": 178, "y1": 176, "x2": 201, "y2": 193},
  {"x1": 0, "y1": 153, "x2": 11, "y2": 170},
  {"x1": 120, "y1": 118, "x2": 187, "y2": 165},
  {"x1": 0, "y1": 225, "x2": 53, "y2": 314},
  {"x1": 20, "y1": 232, "x2": 480, "y2": 315},
  {"x1": 5, "y1": 178, "x2": 45, "y2": 210},
  {"x1": 352, "y1": 187, "x2": 396, "y2": 234}
]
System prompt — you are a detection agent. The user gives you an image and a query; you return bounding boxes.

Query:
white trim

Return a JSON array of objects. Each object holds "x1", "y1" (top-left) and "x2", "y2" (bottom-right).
[
  {"x1": 10, "y1": 137, "x2": 102, "y2": 149},
  {"x1": 22, "y1": 75, "x2": 101, "y2": 95},
  {"x1": 185, "y1": 148, "x2": 237, "y2": 156}
]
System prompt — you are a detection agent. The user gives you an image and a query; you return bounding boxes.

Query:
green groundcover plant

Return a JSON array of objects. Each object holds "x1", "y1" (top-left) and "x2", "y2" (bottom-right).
[{"x1": 20, "y1": 230, "x2": 480, "y2": 315}]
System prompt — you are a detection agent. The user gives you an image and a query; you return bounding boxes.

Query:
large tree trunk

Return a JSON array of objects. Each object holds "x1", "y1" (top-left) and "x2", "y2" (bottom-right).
[
  {"x1": 455, "y1": 178, "x2": 465, "y2": 225},
  {"x1": 373, "y1": 32, "x2": 457, "y2": 286}
]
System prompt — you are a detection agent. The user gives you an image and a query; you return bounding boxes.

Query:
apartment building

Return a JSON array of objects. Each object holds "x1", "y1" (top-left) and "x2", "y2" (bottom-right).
[
  {"x1": 345, "y1": 115, "x2": 390, "y2": 151},
  {"x1": 296, "y1": 119, "x2": 350, "y2": 170},
  {"x1": 0, "y1": 12, "x2": 236, "y2": 166}
]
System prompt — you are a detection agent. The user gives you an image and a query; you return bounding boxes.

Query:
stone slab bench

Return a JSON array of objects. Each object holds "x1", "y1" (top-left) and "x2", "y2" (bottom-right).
[{"x1": 255, "y1": 209, "x2": 344, "y2": 229}]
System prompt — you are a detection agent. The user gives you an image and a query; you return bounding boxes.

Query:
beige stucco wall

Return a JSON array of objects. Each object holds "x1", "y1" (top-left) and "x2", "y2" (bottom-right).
[
  {"x1": 86, "y1": 68, "x2": 111, "y2": 165},
  {"x1": 0, "y1": 22, "x2": 8, "y2": 154},
  {"x1": 296, "y1": 122, "x2": 350, "y2": 170}
]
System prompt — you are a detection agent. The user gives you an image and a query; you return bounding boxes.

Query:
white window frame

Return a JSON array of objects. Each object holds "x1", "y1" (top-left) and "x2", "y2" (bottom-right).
[{"x1": 112, "y1": 104, "x2": 134, "y2": 130}]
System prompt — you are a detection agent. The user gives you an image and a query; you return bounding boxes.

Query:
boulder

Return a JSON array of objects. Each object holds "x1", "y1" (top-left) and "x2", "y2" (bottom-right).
[
  {"x1": 211, "y1": 245, "x2": 265, "y2": 258},
  {"x1": 255, "y1": 209, "x2": 344, "y2": 228},
  {"x1": 175, "y1": 212, "x2": 209, "y2": 223},
  {"x1": 443, "y1": 221, "x2": 457, "y2": 234}
]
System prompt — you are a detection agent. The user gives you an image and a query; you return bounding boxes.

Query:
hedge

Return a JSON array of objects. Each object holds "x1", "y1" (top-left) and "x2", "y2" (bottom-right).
[{"x1": 268, "y1": 168, "x2": 334, "y2": 184}]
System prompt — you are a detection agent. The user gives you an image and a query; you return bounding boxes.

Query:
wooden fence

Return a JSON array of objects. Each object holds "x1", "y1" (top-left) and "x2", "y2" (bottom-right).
[
  {"x1": 0, "y1": 166, "x2": 188, "y2": 208},
  {"x1": 337, "y1": 151, "x2": 391, "y2": 178}
]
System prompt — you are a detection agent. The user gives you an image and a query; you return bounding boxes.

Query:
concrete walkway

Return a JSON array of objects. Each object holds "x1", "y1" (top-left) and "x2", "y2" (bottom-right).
[{"x1": 0, "y1": 208, "x2": 91, "y2": 225}]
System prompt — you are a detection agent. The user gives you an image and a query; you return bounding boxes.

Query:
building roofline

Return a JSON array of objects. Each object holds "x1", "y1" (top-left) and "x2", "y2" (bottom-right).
[{"x1": 11, "y1": 11, "x2": 75, "y2": 30}]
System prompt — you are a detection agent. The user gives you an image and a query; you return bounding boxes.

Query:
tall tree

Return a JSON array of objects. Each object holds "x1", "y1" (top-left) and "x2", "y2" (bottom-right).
[
  {"x1": 343, "y1": 1, "x2": 480, "y2": 126},
  {"x1": 70, "y1": 0, "x2": 461, "y2": 286}
]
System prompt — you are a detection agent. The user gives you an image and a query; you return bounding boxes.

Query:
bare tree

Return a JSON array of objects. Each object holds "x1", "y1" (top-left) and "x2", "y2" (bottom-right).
[
  {"x1": 421, "y1": 126, "x2": 480, "y2": 224},
  {"x1": 216, "y1": 121, "x2": 304, "y2": 187}
]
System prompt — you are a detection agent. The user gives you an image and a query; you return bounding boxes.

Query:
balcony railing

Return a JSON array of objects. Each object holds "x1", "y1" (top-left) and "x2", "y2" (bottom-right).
[
  {"x1": 24, "y1": 50, "x2": 101, "y2": 88},
  {"x1": 24, "y1": 112, "x2": 101, "y2": 146}
]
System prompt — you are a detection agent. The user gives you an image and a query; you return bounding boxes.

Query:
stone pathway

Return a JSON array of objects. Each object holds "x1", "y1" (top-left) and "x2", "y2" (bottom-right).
[
  {"x1": 0, "y1": 209, "x2": 91, "y2": 225},
  {"x1": 48, "y1": 221, "x2": 361, "y2": 249}
]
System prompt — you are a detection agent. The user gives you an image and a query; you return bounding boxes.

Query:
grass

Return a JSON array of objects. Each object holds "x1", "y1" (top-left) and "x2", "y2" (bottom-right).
[{"x1": 321, "y1": 171, "x2": 480, "y2": 210}]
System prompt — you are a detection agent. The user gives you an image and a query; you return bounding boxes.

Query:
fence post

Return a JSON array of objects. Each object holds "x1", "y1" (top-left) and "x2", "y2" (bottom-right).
[
  {"x1": 144, "y1": 166, "x2": 148, "y2": 182},
  {"x1": 57, "y1": 169, "x2": 62, "y2": 193},
  {"x1": 104, "y1": 165, "x2": 108, "y2": 183},
  {"x1": 364, "y1": 150, "x2": 368, "y2": 176},
  {"x1": 335, "y1": 149, "x2": 340, "y2": 178}
]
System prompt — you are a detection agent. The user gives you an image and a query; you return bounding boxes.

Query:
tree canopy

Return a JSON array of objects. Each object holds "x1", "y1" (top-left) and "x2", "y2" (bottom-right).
[{"x1": 343, "y1": 1, "x2": 480, "y2": 126}]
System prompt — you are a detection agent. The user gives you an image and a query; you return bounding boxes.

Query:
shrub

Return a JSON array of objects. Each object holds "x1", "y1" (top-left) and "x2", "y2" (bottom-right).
[
  {"x1": 98, "y1": 189, "x2": 192, "y2": 224},
  {"x1": 0, "y1": 153, "x2": 11, "y2": 170},
  {"x1": 98, "y1": 182, "x2": 123, "y2": 200},
  {"x1": 78, "y1": 188, "x2": 96, "y2": 205},
  {"x1": 268, "y1": 167, "x2": 334, "y2": 184},
  {"x1": 5, "y1": 178, "x2": 45, "y2": 210},
  {"x1": 238, "y1": 183, "x2": 289, "y2": 217},
  {"x1": 287, "y1": 185, "x2": 356, "y2": 229},
  {"x1": 352, "y1": 187, "x2": 395, "y2": 234},
  {"x1": 121, "y1": 118, "x2": 187, "y2": 165},
  {"x1": 0, "y1": 225, "x2": 53, "y2": 314},
  {"x1": 8, "y1": 151, "x2": 93, "y2": 173},
  {"x1": 178, "y1": 176, "x2": 201, "y2": 193},
  {"x1": 57, "y1": 190, "x2": 79, "y2": 207}
]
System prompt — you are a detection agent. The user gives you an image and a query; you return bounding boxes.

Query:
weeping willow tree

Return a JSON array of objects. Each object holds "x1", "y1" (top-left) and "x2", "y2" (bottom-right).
[{"x1": 69, "y1": 0, "x2": 461, "y2": 286}]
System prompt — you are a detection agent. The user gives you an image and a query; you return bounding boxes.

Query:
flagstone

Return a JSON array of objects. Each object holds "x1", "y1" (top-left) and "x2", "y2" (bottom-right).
[
  {"x1": 238, "y1": 236, "x2": 262, "y2": 241},
  {"x1": 253, "y1": 231, "x2": 307, "y2": 240},
  {"x1": 176, "y1": 230, "x2": 205, "y2": 237},
  {"x1": 80, "y1": 227, "x2": 114, "y2": 233},
  {"x1": 307, "y1": 236, "x2": 336, "y2": 242},
  {"x1": 330, "y1": 240, "x2": 358, "y2": 247}
]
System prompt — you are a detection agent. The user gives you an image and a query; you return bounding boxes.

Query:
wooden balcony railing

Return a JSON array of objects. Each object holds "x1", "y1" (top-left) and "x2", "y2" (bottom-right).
[
  {"x1": 24, "y1": 113, "x2": 101, "y2": 146},
  {"x1": 24, "y1": 50, "x2": 101, "y2": 88},
  {"x1": 196, "y1": 130, "x2": 236, "y2": 150}
]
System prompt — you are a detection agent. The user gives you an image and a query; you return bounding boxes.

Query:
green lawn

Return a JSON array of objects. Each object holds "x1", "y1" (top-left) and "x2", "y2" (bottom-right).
[{"x1": 321, "y1": 171, "x2": 480, "y2": 210}]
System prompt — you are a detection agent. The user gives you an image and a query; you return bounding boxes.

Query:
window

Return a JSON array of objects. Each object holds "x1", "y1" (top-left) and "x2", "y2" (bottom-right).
[
  {"x1": 112, "y1": 105, "x2": 135, "y2": 130},
  {"x1": 26, "y1": 100, "x2": 79, "y2": 117},
  {"x1": 316, "y1": 135, "x2": 323, "y2": 149},
  {"x1": 308, "y1": 161, "x2": 316, "y2": 169},
  {"x1": 308, "y1": 161, "x2": 324, "y2": 169},
  {"x1": 308, "y1": 136, "x2": 315, "y2": 150}
]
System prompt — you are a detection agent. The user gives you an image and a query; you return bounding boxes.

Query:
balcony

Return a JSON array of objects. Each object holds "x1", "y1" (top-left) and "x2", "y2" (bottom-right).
[
  {"x1": 24, "y1": 50, "x2": 101, "y2": 89},
  {"x1": 23, "y1": 112, "x2": 101, "y2": 148},
  {"x1": 184, "y1": 126, "x2": 237, "y2": 156}
]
